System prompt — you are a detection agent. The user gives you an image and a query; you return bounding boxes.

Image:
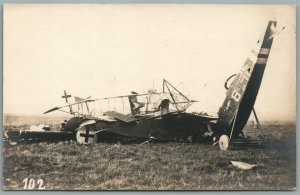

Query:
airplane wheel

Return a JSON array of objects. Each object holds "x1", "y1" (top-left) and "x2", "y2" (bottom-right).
[
  {"x1": 219, "y1": 135, "x2": 230, "y2": 151},
  {"x1": 76, "y1": 125, "x2": 97, "y2": 144}
]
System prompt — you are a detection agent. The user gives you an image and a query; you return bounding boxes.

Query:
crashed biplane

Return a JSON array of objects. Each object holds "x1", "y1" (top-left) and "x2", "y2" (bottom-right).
[{"x1": 5, "y1": 21, "x2": 282, "y2": 150}]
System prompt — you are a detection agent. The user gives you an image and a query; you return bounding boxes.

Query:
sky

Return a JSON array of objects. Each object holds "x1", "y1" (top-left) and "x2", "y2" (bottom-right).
[{"x1": 3, "y1": 4, "x2": 296, "y2": 121}]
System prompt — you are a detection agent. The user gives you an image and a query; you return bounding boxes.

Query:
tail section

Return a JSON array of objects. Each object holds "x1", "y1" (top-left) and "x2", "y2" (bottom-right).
[{"x1": 217, "y1": 21, "x2": 277, "y2": 137}]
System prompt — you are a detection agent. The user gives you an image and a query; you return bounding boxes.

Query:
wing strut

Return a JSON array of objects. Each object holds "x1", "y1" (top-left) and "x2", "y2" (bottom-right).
[
  {"x1": 163, "y1": 79, "x2": 190, "y2": 101},
  {"x1": 164, "y1": 80, "x2": 179, "y2": 110},
  {"x1": 162, "y1": 79, "x2": 195, "y2": 111}
]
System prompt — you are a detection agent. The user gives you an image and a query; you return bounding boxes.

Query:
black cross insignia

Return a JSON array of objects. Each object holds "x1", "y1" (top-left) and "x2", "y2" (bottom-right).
[
  {"x1": 62, "y1": 90, "x2": 72, "y2": 103},
  {"x1": 79, "y1": 126, "x2": 94, "y2": 143},
  {"x1": 62, "y1": 90, "x2": 73, "y2": 114}
]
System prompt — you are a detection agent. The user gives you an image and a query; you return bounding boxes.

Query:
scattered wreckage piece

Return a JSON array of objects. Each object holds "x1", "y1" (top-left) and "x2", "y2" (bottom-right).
[{"x1": 231, "y1": 161, "x2": 257, "y2": 170}]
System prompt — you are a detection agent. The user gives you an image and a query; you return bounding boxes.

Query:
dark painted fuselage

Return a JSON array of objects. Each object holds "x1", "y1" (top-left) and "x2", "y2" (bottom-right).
[{"x1": 88, "y1": 112, "x2": 216, "y2": 143}]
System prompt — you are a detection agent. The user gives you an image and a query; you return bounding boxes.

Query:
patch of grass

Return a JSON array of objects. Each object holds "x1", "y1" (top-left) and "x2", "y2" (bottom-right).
[{"x1": 2, "y1": 118, "x2": 296, "y2": 190}]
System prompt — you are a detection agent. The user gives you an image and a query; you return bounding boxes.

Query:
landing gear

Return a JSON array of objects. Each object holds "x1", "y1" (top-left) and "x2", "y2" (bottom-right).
[
  {"x1": 76, "y1": 125, "x2": 98, "y2": 144},
  {"x1": 219, "y1": 135, "x2": 230, "y2": 151}
]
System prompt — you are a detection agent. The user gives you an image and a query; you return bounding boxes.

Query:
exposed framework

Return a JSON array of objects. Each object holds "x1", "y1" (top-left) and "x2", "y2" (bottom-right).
[
  {"x1": 44, "y1": 79, "x2": 198, "y2": 117},
  {"x1": 162, "y1": 79, "x2": 197, "y2": 111}
]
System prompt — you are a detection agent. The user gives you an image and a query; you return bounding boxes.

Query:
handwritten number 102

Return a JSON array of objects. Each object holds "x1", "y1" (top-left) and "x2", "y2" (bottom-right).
[{"x1": 23, "y1": 178, "x2": 45, "y2": 189}]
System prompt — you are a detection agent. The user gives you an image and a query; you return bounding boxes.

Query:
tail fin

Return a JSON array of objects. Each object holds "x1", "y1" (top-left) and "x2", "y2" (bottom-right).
[{"x1": 217, "y1": 21, "x2": 277, "y2": 137}]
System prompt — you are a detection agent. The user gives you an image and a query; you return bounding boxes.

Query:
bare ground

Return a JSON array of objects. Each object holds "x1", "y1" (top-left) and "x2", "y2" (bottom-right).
[{"x1": 2, "y1": 115, "x2": 296, "y2": 190}]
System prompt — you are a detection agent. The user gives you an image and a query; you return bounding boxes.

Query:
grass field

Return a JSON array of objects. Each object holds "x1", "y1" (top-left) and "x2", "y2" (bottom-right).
[{"x1": 2, "y1": 115, "x2": 296, "y2": 190}]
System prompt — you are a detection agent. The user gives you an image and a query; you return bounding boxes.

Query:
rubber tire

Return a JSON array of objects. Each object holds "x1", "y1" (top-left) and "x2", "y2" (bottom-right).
[
  {"x1": 76, "y1": 125, "x2": 97, "y2": 144},
  {"x1": 219, "y1": 135, "x2": 230, "y2": 151}
]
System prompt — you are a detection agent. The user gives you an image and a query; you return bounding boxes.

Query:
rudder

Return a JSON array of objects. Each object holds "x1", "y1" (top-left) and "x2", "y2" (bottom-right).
[{"x1": 217, "y1": 21, "x2": 277, "y2": 137}]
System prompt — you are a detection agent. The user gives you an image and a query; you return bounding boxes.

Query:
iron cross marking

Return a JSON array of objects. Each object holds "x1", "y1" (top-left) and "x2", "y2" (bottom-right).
[
  {"x1": 80, "y1": 126, "x2": 94, "y2": 143},
  {"x1": 62, "y1": 90, "x2": 72, "y2": 103}
]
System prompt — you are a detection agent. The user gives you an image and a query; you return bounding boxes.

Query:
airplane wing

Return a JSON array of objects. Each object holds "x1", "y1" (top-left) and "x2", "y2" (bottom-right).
[
  {"x1": 5, "y1": 130, "x2": 75, "y2": 143},
  {"x1": 103, "y1": 111, "x2": 138, "y2": 123},
  {"x1": 162, "y1": 111, "x2": 218, "y2": 121},
  {"x1": 84, "y1": 115, "x2": 117, "y2": 122},
  {"x1": 43, "y1": 97, "x2": 94, "y2": 114},
  {"x1": 44, "y1": 92, "x2": 162, "y2": 115},
  {"x1": 43, "y1": 107, "x2": 61, "y2": 114}
]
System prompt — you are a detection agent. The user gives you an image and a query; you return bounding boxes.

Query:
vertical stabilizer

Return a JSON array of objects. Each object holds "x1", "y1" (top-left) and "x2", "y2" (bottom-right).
[{"x1": 217, "y1": 21, "x2": 277, "y2": 137}]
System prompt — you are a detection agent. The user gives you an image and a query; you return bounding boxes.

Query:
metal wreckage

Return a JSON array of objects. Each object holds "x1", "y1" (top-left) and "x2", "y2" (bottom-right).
[{"x1": 5, "y1": 21, "x2": 283, "y2": 150}]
